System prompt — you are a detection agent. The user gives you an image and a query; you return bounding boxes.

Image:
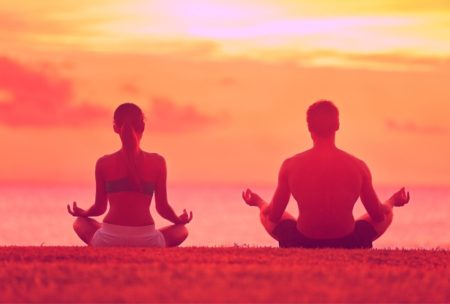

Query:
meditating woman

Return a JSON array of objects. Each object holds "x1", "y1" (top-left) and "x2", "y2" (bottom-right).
[{"x1": 67, "y1": 103, "x2": 192, "y2": 247}]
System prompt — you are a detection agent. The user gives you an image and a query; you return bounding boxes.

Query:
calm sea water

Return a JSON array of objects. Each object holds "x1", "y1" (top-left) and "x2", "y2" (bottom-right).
[{"x1": 0, "y1": 185, "x2": 448, "y2": 248}]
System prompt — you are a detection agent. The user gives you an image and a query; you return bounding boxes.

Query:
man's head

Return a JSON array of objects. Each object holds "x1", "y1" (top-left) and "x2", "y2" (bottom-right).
[{"x1": 307, "y1": 100, "x2": 339, "y2": 138}]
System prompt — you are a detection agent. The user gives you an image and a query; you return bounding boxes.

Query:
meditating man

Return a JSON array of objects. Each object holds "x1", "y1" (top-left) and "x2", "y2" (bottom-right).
[{"x1": 242, "y1": 100, "x2": 410, "y2": 248}]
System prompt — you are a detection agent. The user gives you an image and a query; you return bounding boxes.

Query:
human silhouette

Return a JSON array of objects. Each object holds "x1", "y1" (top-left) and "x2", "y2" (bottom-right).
[
  {"x1": 242, "y1": 100, "x2": 409, "y2": 248},
  {"x1": 68, "y1": 103, "x2": 192, "y2": 247}
]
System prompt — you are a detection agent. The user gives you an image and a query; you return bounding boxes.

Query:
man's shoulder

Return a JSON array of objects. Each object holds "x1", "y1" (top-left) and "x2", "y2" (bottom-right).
[
  {"x1": 143, "y1": 151, "x2": 164, "y2": 160},
  {"x1": 337, "y1": 149, "x2": 370, "y2": 171},
  {"x1": 288, "y1": 149, "x2": 313, "y2": 161},
  {"x1": 281, "y1": 150, "x2": 313, "y2": 170}
]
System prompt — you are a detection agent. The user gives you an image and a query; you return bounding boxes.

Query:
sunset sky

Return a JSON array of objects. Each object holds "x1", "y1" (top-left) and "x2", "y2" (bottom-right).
[{"x1": 0, "y1": 0, "x2": 449, "y2": 186}]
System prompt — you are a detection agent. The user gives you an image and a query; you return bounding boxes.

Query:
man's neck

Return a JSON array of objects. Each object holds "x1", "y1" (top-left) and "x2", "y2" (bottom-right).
[{"x1": 312, "y1": 135, "x2": 336, "y2": 150}]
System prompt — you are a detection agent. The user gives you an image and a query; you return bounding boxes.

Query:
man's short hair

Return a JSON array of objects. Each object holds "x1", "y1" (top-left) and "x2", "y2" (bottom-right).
[{"x1": 307, "y1": 100, "x2": 339, "y2": 137}]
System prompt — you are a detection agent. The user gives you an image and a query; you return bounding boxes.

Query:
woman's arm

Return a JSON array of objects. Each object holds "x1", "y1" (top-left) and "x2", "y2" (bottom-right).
[
  {"x1": 154, "y1": 156, "x2": 192, "y2": 224},
  {"x1": 67, "y1": 158, "x2": 108, "y2": 217}
]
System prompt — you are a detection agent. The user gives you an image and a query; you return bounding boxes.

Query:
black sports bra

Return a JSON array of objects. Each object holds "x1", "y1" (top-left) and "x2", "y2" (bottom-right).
[{"x1": 105, "y1": 177, "x2": 154, "y2": 196}]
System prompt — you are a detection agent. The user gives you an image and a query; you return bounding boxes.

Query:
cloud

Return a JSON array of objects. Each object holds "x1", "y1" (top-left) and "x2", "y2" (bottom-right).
[
  {"x1": 218, "y1": 77, "x2": 237, "y2": 86},
  {"x1": 333, "y1": 52, "x2": 450, "y2": 71},
  {"x1": 0, "y1": 57, "x2": 109, "y2": 127},
  {"x1": 274, "y1": 50, "x2": 450, "y2": 71},
  {"x1": 144, "y1": 40, "x2": 220, "y2": 58},
  {"x1": 386, "y1": 119, "x2": 449, "y2": 135},
  {"x1": 0, "y1": 11, "x2": 93, "y2": 39},
  {"x1": 121, "y1": 82, "x2": 140, "y2": 95},
  {"x1": 147, "y1": 97, "x2": 228, "y2": 133}
]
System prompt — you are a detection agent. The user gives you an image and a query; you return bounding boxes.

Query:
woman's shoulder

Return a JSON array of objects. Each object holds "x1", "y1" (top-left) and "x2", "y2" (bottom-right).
[
  {"x1": 142, "y1": 151, "x2": 166, "y2": 164},
  {"x1": 97, "y1": 151, "x2": 119, "y2": 161},
  {"x1": 95, "y1": 151, "x2": 120, "y2": 168}
]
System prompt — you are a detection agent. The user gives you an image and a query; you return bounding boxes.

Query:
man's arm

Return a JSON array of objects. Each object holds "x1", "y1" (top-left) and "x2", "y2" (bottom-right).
[
  {"x1": 266, "y1": 159, "x2": 292, "y2": 222},
  {"x1": 359, "y1": 161, "x2": 385, "y2": 222},
  {"x1": 358, "y1": 160, "x2": 410, "y2": 239},
  {"x1": 241, "y1": 159, "x2": 295, "y2": 241}
]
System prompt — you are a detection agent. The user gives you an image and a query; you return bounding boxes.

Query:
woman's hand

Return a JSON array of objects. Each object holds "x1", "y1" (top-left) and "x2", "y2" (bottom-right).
[
  {"x1": 389, "y1": 187, "x2": 410, "y2": 207},
  {"x1": 177, "y1": 209, "x2": 193, "y2": 224},
  {"x1": 242, "y1": 189, "x2": 264, "y2": 207},
  {"x1": 67, "y1": 201, "x2": 88, "y2": 217}
]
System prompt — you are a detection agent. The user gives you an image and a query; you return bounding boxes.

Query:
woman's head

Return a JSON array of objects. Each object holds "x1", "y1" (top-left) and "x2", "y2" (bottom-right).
[{"x1": 113, "y1": 103, "x2": 145, "y2": 149}]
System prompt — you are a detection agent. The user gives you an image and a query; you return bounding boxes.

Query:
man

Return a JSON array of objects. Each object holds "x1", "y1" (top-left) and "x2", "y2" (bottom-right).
[{"x1": 242, "y1": 100, "x2": 409, "y2": 248}]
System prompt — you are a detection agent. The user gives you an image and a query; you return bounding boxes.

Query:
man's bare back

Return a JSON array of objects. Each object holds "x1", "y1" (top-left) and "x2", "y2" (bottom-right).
[{"x1": 284, "y1": 147, "x2": 370, "y2": 239}]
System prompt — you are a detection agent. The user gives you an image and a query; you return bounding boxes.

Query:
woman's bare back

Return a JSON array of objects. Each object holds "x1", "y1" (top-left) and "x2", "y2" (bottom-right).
[{"x1": 99, "y1": 151, "x2": 164, "y2": 226}]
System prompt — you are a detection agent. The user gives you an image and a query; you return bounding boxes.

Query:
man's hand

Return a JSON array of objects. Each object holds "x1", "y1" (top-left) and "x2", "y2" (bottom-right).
[
  {"x1": 67, "y1": 201, "x2": 87, "y2": 217},
  {"x1": 242, "y1": 189, "x2": 264, "y2": 207},
  {"x1": 389, "y1": 187, "x2": 410, "y2": 207}
]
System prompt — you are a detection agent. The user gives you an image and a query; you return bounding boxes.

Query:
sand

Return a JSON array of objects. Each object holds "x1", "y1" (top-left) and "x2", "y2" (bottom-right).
[{"x1": 0, "y1": 247, "x2": 448, "y2": 303}]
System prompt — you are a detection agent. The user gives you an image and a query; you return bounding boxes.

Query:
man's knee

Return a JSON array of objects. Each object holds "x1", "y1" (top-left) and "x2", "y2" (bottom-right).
[
  {"x1": 73, "y1": 217, "x2": 82, "y2": 231},
  {"x1": 385, "y1": 211, "x2": 394, "y2": 229}
]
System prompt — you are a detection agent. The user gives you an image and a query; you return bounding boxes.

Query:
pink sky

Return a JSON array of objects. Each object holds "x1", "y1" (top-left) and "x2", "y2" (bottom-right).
[{"x1": 0, "y1": 1, "x2": 449, "y2": 186}]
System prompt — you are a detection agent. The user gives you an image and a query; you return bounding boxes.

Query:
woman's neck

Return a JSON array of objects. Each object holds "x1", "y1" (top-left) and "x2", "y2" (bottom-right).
[{"x1": 121, "y1": 146, "x2": 141, "y2": 157}]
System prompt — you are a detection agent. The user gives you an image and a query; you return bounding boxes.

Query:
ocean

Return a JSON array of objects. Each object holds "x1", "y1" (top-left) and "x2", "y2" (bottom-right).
[{"x1": 0, "y1": 185, "x2": 448, "y2": 248}]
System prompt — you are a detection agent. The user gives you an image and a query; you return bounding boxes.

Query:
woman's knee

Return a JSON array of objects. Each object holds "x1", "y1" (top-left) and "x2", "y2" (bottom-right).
[
  {"x1": 166, "y1": 224, "x2": 189, "y2": 246},
  {"x1": 176, "y1": 224, "x2": 189, "y2": 240},
  {"x1": 73, "y1": 217, "x2": 100, "y2": 233}
]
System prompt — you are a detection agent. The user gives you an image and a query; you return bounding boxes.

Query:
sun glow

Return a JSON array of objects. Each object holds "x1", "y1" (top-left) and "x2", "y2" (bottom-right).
[
  {"x1": 1, "y1": 0, "x2": 449, "y2": 69},
  {"x1": 78, "y1": 0, "x2": 450, "y2": 68},
  {"x1": 1, "y1": 0, "x2": 450, "y2": 185}
]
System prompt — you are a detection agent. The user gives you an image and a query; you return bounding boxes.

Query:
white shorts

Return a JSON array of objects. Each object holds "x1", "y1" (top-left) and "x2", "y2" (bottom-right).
[{"x1": 91, "y1": 223, "x2": 166, "y2": 247}]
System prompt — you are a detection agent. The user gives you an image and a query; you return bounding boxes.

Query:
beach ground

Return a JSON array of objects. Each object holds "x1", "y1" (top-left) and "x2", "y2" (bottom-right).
[{"x1": 0, "y1": 247, "x2": 448, "y2": 303}]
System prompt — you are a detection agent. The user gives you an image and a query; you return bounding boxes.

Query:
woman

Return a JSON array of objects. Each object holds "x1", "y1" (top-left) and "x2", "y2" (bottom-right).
[{"x1": 67, "y1": 103, "x2": 192, "y2": 247}]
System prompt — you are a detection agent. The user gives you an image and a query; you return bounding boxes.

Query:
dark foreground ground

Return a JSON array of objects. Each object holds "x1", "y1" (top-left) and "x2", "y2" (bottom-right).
[{"x1": 0, "y1": 247, "x2": 448, "y2": 303}]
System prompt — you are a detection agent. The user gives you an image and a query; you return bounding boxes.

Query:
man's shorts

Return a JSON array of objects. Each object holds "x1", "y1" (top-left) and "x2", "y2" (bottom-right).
[{"x1": 273, "y1": 219, "x2": 377, "y2": 248}]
